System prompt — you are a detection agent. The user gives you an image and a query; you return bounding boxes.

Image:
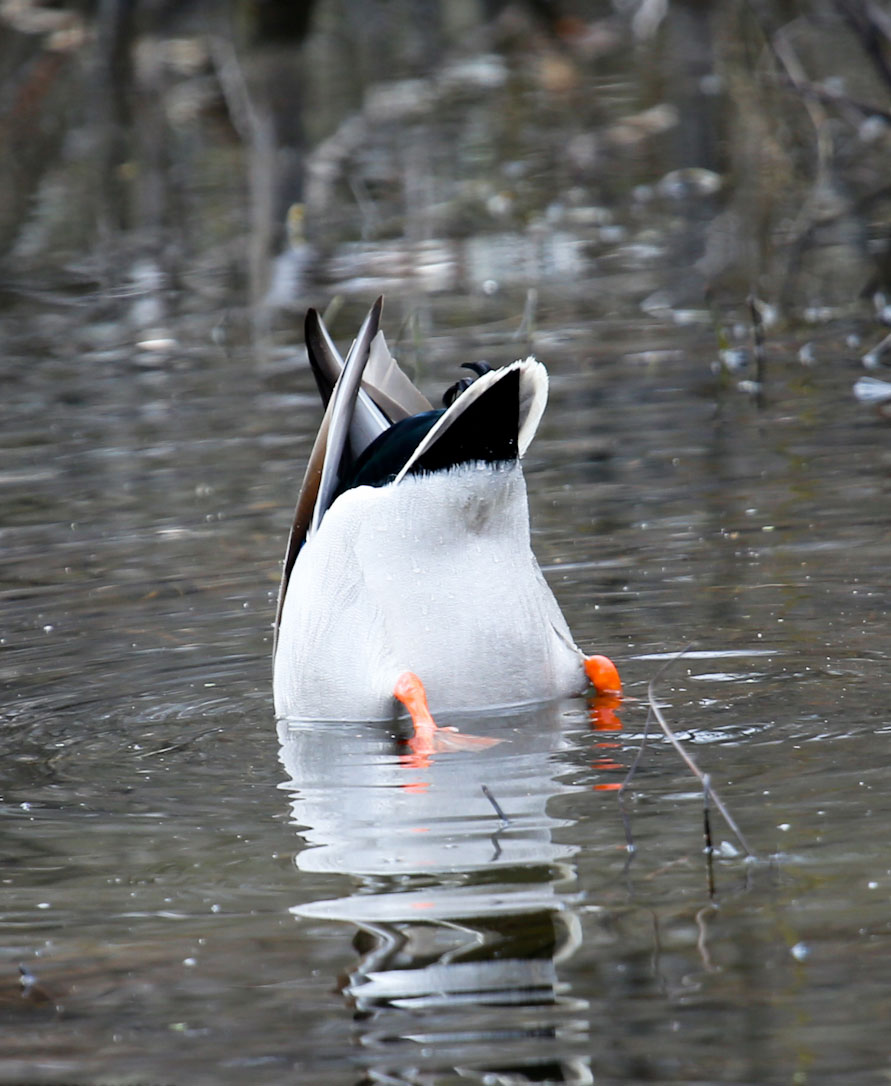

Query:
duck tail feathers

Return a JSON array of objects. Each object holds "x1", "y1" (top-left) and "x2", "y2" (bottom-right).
[
  {"x1": 304, "y1": 307, "x2": 344, "y2": 408},
  {"x1": 394, "y1": 357, "x2": 547, "y2": 483},
  {"x1": 311, "y1": 299, "x2": 385, "y2": 535},
  {"x1": 364, "y1": 330, "x2": 433, "y2": 420}
]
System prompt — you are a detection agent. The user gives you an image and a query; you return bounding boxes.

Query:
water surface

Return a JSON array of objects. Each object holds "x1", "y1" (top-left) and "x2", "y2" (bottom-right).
[{"x1": 1, "y1": 4, "x2": 890, "y2": 1084}]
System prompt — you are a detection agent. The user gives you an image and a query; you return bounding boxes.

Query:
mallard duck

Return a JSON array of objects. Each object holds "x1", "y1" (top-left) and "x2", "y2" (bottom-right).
[{"x1": 273, "y1": 298, "x2": 621, "y2": 752}]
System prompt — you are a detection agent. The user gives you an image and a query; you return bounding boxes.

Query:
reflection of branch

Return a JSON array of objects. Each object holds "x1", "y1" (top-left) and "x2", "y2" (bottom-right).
[
  {"x1": 207, "y1": 34, "x2": 260, "y2": 144},
  {"x1": 695, "y1": 903, "x2": 720, "y2": 971},
  {"x1": 482, "y1": 784, "x2": 511, "y2": 861},
  {"x1": 754, "y1": 5, "x2": 891, "y2": 127},
  {"x1": 770, "y1": 26, "x2": 834, "y2": 173},
  {"x1": 781, "y1": 77, "x2": 891, "y2": 126},
  {"x1": 835, "y1": 0, "x2": 891, "y2": 95},
  {"x1": 782, "y1": 181, "x2": 891, "y2": 306},
  {"x1": 743, "y1": 3, "x2": 891, "y2": 304}
]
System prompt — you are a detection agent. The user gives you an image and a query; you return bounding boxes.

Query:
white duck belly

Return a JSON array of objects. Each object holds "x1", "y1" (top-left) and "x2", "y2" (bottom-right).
[{"x1": 273, "y1": 461, "x2": 586, "y2": 720}]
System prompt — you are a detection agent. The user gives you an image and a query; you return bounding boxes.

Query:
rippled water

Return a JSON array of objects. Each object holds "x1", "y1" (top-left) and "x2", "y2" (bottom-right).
[{"x1": 2, "y1": 5, "x2": 891, "y2": 1085}]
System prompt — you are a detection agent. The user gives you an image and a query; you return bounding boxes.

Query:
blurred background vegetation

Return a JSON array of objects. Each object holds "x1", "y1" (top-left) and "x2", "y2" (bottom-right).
[{"x1": 2, "y1": 0, "x2": 891, "y2": 392}]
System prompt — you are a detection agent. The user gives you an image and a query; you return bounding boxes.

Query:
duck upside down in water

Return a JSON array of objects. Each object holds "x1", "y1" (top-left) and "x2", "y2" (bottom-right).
[{"x1": 273, "y1": 298, "x2": 621, "y2": 753}]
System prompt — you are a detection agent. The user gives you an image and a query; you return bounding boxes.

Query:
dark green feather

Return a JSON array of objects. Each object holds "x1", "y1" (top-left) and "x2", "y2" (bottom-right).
[{"x1": 340, "y1": 410, "x2": 444, "y2": 492}]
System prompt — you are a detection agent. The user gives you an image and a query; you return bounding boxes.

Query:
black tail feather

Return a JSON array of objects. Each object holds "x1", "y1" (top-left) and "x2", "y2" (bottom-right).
[{"x1": 410, "y1": 365, "x2": 519, "y2": 475}]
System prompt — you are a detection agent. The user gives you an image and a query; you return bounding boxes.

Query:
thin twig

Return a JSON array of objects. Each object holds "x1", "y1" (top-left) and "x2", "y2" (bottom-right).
[
  {"x1": 135, "y1": 726, "x2": 221, "y2": 759},
  {"x1": 647, "y1": 668, "x2": 755, "y2": 858},
  {"x1": 748, "y1": 294, "x2": 767, "y2": 403},
  {"x1": 617, "y1": 704, "x2": 653, "y2": 855},
  {"x1": 617, "y1": 647, "x2": 695, "y2": 854},
  {"x1": 481, "y1": 784, "x2": 511, "y2": 827},
  {"x1": 703, "y1": 773, "x2": 716, "y2": 900}
]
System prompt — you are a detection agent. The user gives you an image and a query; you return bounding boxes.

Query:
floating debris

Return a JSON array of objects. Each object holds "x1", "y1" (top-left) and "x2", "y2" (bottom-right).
[
  {"x1": 656, "y1": 167, "x2": 723, "y2": 199},
  {"x1": 790, "y1": 942, "x2": 811, "y2": 962},
  {"x1": 853, "y1": 375, "x2": 891, "y2": 415},
  {"x1": 862, "y1": 330, "x2": 891, "y2": 369}
]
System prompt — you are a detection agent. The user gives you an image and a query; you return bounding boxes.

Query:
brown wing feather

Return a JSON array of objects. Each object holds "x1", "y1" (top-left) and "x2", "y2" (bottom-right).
[{"x1": 272, "y1": 407, "x2": 331, "y2": 659}]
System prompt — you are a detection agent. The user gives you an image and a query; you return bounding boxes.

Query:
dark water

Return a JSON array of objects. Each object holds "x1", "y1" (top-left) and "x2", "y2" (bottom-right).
[{"x1": 1, "y1": 4, "x2": 890, "y2": 1084}]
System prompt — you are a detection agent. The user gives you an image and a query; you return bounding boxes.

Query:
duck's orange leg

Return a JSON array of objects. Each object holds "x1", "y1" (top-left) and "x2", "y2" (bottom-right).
[
  {"x1": 393, "y1": 671, "x2": 500, "y2": 758},
  {"x1": 394, "y1": 671, "x2": 437, "y2": 753}
]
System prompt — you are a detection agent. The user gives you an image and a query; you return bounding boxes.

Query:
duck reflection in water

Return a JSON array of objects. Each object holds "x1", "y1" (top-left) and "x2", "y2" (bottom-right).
[
  {"x1": 273, "y1": 299, "x2": 623, "y2": 1080},
  {"x1": 278, "y1": 699, "x2": 621, "y2": 1084}
]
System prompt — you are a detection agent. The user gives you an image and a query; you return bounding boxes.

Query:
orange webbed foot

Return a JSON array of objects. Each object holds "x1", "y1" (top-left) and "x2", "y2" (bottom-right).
[
  {"x1": 584, "y1": 654, "x2": 622, "y2": 697},
  {"x1": 583, "y1": 656, "x2": 624, "y2": 788},
  {"x1": 393, "y1": 671, "x2": 501, "y2": 760}
]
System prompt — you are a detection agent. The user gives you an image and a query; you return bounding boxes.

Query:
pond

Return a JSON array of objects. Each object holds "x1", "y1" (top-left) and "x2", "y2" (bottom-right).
[{"x1": 1, "y1": 3, "x2": 890, "y2": 1084}]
